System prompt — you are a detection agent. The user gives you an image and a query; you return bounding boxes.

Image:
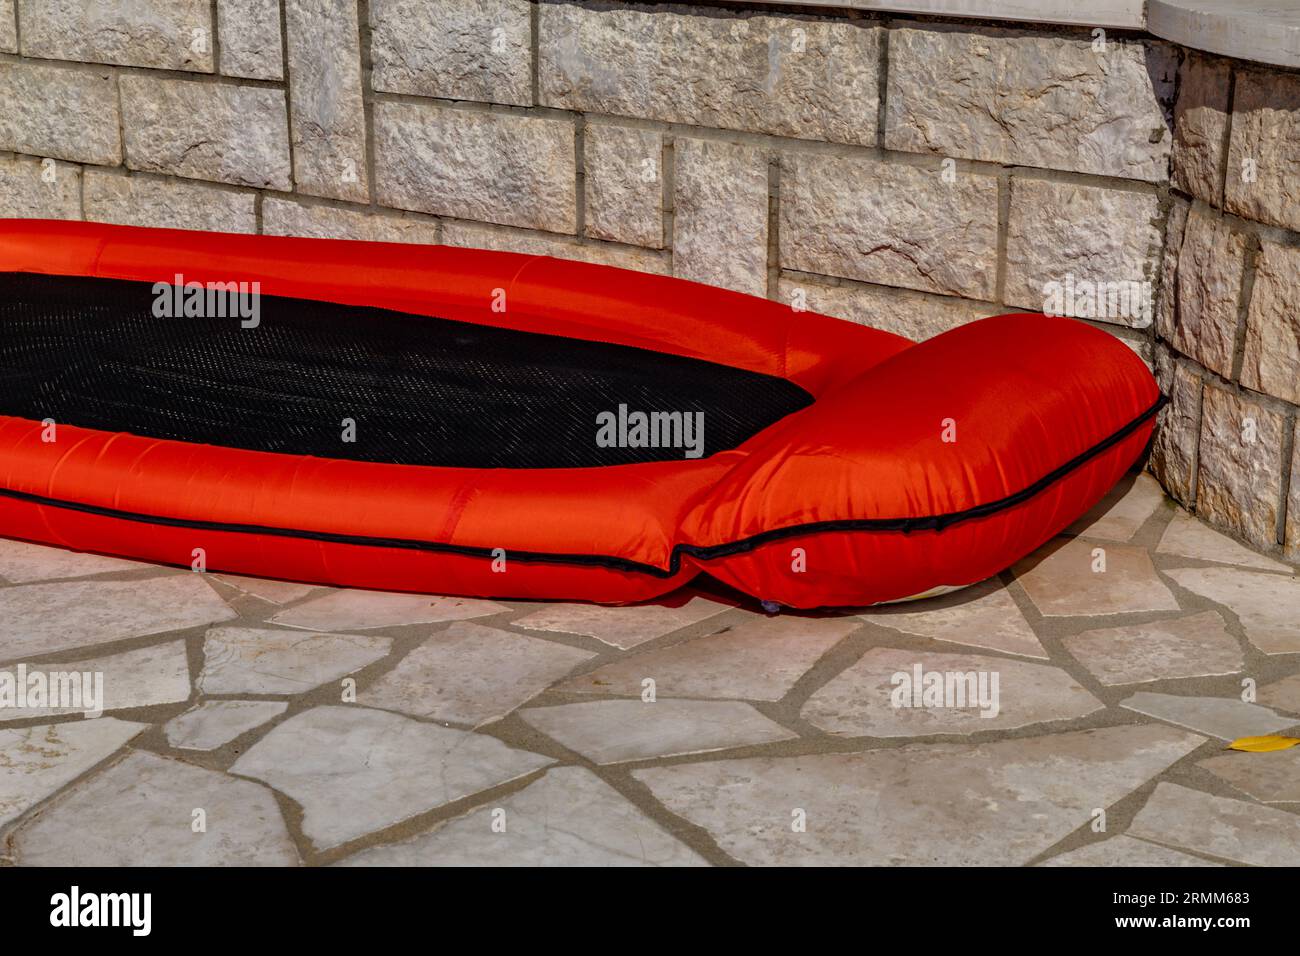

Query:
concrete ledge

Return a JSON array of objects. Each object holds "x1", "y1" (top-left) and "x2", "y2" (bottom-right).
[
  {"x1": 1149, "y1": 0, "x2": 1300, "y2": 69},
  {"x1": 772, "y1": 0, "x2": 1145, "y2": 30}
]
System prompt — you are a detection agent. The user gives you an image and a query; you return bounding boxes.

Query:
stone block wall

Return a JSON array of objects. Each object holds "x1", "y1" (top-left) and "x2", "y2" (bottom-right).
[{"x1": 0, "y1": 1, "x2": 1295, "y2": 563}]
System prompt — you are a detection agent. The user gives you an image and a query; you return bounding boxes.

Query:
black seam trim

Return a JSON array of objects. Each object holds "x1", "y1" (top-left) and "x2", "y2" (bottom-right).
[{"x1": 0, "y1": 395, "x2": 1166, "y2": 580}]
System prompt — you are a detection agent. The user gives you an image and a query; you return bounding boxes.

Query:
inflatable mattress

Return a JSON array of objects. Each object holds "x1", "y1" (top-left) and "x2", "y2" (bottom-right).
[{"x1": 0, "y1": 220, "x2": 1161, "y2": 608}]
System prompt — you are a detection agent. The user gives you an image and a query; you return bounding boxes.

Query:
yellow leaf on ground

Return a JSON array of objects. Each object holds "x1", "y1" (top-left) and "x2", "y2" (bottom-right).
[{"x1": 1226, "y1": 735, "x2": 1300, "y2": 753}]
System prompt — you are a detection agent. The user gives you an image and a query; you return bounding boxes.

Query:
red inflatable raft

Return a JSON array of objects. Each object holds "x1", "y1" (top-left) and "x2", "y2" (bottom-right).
[{"x1": 0, "y1": 220, "x2": 1160, "y2": 608}]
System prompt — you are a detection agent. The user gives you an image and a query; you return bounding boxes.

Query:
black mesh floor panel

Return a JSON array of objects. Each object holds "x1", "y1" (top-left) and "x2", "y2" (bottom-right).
[{"x1": 0, "y1": 272, "x2": 813, "y2": 468}]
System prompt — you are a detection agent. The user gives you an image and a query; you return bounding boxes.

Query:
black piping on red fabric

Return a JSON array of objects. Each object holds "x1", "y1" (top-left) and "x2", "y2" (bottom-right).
[{"x1": 0, "y1": 395, "x2": 1166, "y2": 579}]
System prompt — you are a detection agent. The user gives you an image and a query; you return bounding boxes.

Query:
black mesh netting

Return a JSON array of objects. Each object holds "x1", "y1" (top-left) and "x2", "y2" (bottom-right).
[{"x1": 0, "y1": 272, "x2": 813, "y2": 468}]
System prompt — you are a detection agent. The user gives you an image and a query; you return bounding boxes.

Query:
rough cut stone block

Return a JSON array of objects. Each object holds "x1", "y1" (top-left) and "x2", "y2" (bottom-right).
[
  {"x1": 1149, "y1": 358, "x2": 1201, "y2": 506},
  {"x1": 19, "y1": 0, "x2": 212, "y2": 71},
  {"x1": 539, "y1": 3, "x2": 881, "y2": 146},
  {"x1": 375, "y1": 102, "x2": 576, "y2": 233},
  {"x1": 585, "y1": 123, "x2": 663, "y2": 248},
  {"x1": 1156, "y1": 197, "x2": 1190, "y2": 342},
  {"x1": 673, "y1": 138, "x2": 768, "y2": 297},
  {"x1": 85, "y1": 170, "x2": 255, "y2": 234},
  {"x1": 0, "y1": 0, "x2": 14, "y2": 53},
  {"x1": 780, "y1": 152, "x2": 997, "y2": 299},
  {"x1": 1241, "y1": 240, "x2": 1300, "y2": 405},
  {"x1": 1196, "y1": 384, "x2": 1286, "y2": 548},
  {"x1": 262, "y1": 197, "x2": 441, "y2": 244},
  {"x1": 0, "y1": 155, "x2": 80, "y2": 220},
  {"x1": 1287, "y1": 422, "x2": 1300, "y2": 561},
  {"x1": 442, "y1": 221, "x2": 668, "y2": 275},
  {"x1": 1005, "y1": 177, "x2": 1160, "y2": 327},
  {"x1": 1226, "y1": 69, "x2": 1300, "y2": 232},
  {"x1": 285, "y1": 0, "x2": 368, "y2": 202},
  {"x1": 0, "y1": 62, "x2": 121, "y2": 165},
  {"x1": 776, "y1": 274, "x2": 997, "y2": 342},
  {"x1": 371, "y1": 0, "x2": 531, "y2": 106},
  {"x1": 218, "y1": 0, "x2": 282, "y2": 80},
  {"x1": 1173, "y1": 204, "x2": 1248, "y2": 377},
  {"x1": 886, "y1": 27, "x2": 1176, "y2": 182},
  {"x1": 121, "y1": 76, "x2": 291, "y2": 189},
  {"x1": 1172, "y1": 54, "x2": 1230, "y2": 205}
]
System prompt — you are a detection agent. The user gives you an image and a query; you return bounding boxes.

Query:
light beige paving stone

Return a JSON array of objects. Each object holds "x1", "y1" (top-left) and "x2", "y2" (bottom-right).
[
  {"x1": 270, "y1": 589, "x2": 508, "y2": 632},
  {"x1": 1199, "y1": 749, "x2": 1300, "y2": 804},
  {"x1": 1062, "y1": 611, "x2": 1243, "y2": 686},
  {"x1": 231, "y1": 706, "x2": 553, "y2": 850},
  {"x1": 0, "y1": 641, "x2": 190, "y2": 723},
  {"x1": 776, "y1": 274, "x2": 998, "y2": 342},
  {"x1": 1259, "y1": 673, "x2": 1300, "y2": 716},
  {"x1": 84, "y1": 169, "x2": 256, "y2": 233},
  {"x1": 520, "y1": 699, "x2": 795, "y2": 764},
  {"x1": 340, "y1": 767, "x2": 707, "y2": 867},
  {"x1": 555, "y1": 614, "x2": 857, "y2": 700},
  {"x1": 634, "y1": 724, "x2": 1202, "y2": 866},
  {"x1": 864, "y1": 579, "x2": 1047, "y2": 659},
  {"x1": 1068, "y1": 473, "x2": 1167, "y2": 542},
  {"x1": 0, "y1": 718, "x2": 144, "y2": 827},
  {"x1": 441, "y1": 221, "x2": 668, "y2": 274},
  {"x1": 1129, "y1": 782, "x2": 1300, "y2": 866},
  {"x1": 212, "y1": 574, "x2": 318, "y2": 605},
  {"x1": 1013, "y1": 538, "x2": 1180, "y2": 616},
  {"x1": 0, "y1": 538, "x2": 146, "y2": 583},
  {"x1": 0, "y1": 575, "x2": 236, "y2": 662},
  {"x1": 198, "y1": 627, "x2": 391, "y2": 695},
  {"x1": 1039, "y1": 835, "x2": 1219, "y2": 867},
  {"x1": 584, "y1": 123, "x2": 663, "y2": 248},
  {"x1": 1156, "y1": 511, "x2": 1294, "y2": 571},
  {"x1": 9, "y1": 750, "x2": 298, "y2": 865},
  {"x1": 672, "y1": 137, "x2": 768, "y2": 296},
  {"x1": 513, "y1": 594, "x2": 733, "y2": 650},
  {"x1": 217, "y1": 0, "x2": 282, "y2": 79},
  {"x1": 261, "y1": 198, "x2": 441, "y2": 245},
  {"x1": 801, "y1": 648, "x2": 1102, "y2": 737},
  {"x1": 0, "y1": 61, "x2": 121, "y2": 165},
  {"x1": 164, "y1": 700, "x2": 289, "y2": 751},
  {"x1": 0, "y1": 155, "x2": 81, "y2": 220},
  {"x1": 1119, "y1": 691, "x2": 1297, "y2": 741},
  {"x1": 1167, "y1": 567, "x2": 1300, "y2": 654},
  {"x1": 18, "y1": 0, "x2": 213, "y2": 71},
  {"x1": 364, "y1": 622, "x2": 594, "y2": 727}
]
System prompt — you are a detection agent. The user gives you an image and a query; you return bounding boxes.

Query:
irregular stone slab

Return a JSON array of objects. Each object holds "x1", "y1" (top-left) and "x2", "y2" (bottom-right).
[
  {"x1": 1241, "y1": 239, "x2": 1300, "y2": 406},
  {"x1": 1173, "y1": 207, "x2": 1249, "y2": 379},
  {"x1": 539, "y1": 4, "x2": 881, "y2": 146},
  {"x1": 0, "y1": 61, "x2": 122, "y2": 165},
  {"x1": 1157, "y1": 510, "x2": 1293, "y2": 572},
  {"x1": 1259, "y1": 673, "x2": 1300, "y2": 716},
  {"x1": 0, "y1": 640, "x2": 190, "y2": 723},
  {"x1": 232, "y1": 706, "x2": 553, "y2": 849},
  {"x1": 1199, "y1": 749, "x2": 1300, "y2": 804},
  {"x1": 1172, "y1": 54, "x2": 1231, "y2": 205},
  {"x1": 10, "y1": 751, "x2": 298, "y2": 865},
  {"x1": 0, "y1": 155, "x2": 81, "y2": 220},
  {"x1": 584, "y1": 123, "x2": 663, "y2": 248},
  {"x1": 262, "y1": 197, "x2": 441, "y2": 245},
  {"x1": 1225, "y1": 70, "x2": 1300, "y2": 233},
  {"x1": 1004, "y1": 178, "x2": 1161, "y2": 327},
  {"x1": 0, "y1": 575, "x2": 236, "y2": 662},
  {"x1": 217, "y1": 0, "x2": 283, "y2": 79},
  {"x1": 370, "y1": 0, "x2": 531, "y2": 107},
  {"x1": 673, "y1": 137, "x2": 768, "y2": 296},
  {"x1": 885, "y1": 27, "x2": 1175, "y2": 182},
  {"x1": 341, "y1": 767, "x2": 706, "y2": 867},
  {"x1": 1195, "y1": 385, "x2": 1288, "y2": 549},
  {"x1": 164, "y1": 700, "x2": 289, "y2": 751},
  {"x1": 1120, "y1": 691, "x2": 1297, "y2": 741},
  {"x1": 19, "y1": 0, "x2": 213, "y2": 71},
  {"x1": 1063, "y1": 611, "x2": 1243, "y2": 685},
  {"x1": 512, "y1": 594, "x2": 733, "y2": 649},
  {"x1": 0, "y1": 718, "x2": 144, "y2": 827},
  {"x1": 199, "y1": 627, "x2": 391, "y2": 695},
  {"x1": 271, "y1": 589, "x2": 508, "y2": 632},
  {"x1": 634, "y1": 724, "x2": 1202, "y2": 866},
  {"x1": 364, "y1": 622, "x2": 594, "y2": 726},
  {"x1": 780, "y1": 152, "x2": 998, "y2": 299},
  {"x1": 520, "y1": 699, "x2": 795, "y2": 764},
  {"x1": 1129, "y1": 782, "x2": 1300, "y2": 866},
  {"x1": 441, "y1": 220, "x2": 668, "y2": 275},
  {"x1": 0, "y1": 538, "x2": 146, "y2": 584},
  {"x1": 1040, "y1": 835, "x2": 1218, "y2": 867},
  {"x1": 1013, "y1": 538, "x2": 1179, "y2": 616},
  {"x1": 801, "y1": 648, "x2": 1101, "y2": 737},
  {"x1": 85, "y1": 168, "x2": 256, "y2": 234},
  {"x1": 776, "y1": 274, "x2": 999, "y2": 342},
  {"x1": 1167, "y1": 567, "x2": 1300, "y2": 654},
  {"x1": 556, "y1": 614, "x2": 857, "y2": 700},
  {"x1": 212, "y1": 573, "x2": 318, "y2": 605},
  {"x1": 864, "y1": 580, "x2": 1046, "y2": 659},
  {"x1": 1068, "y1": 473, "x2": 1167, "y2": 542}
]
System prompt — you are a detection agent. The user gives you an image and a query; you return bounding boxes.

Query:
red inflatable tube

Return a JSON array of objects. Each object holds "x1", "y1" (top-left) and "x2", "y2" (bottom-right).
[{"x1": 0, "y1": 219, "x2": 1160, "y2": 608}]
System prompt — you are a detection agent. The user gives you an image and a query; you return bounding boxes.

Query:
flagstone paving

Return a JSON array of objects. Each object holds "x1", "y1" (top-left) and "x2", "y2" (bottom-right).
[{"x1": 0, "y1": 480, "x2": 1298, "y2": 866}]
